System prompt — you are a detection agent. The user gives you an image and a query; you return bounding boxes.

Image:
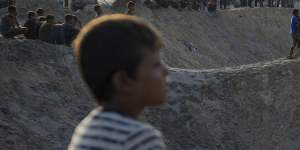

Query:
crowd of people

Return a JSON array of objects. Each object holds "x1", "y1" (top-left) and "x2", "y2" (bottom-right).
[{"x1": 0, "y1": 1, "x2": 136, "y2": 46}]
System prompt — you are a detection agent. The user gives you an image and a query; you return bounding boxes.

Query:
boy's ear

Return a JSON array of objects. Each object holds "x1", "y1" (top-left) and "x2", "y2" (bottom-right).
[{"x1": 112, "y1": 71, "x2": 135, "y2": 94}]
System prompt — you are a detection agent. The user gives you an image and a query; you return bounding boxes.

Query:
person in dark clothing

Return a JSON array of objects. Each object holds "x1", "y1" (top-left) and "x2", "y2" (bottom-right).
[
  {"x1": 36, "y1": 8, "x2": 45, "y2": 20},
  {"x1": 248, "y1": 0, "x2": 253, "y2": 7},
  {"x1": 72, "y1": 15, "x2": 82, "y2": 30},
  {"x1": 275, "y1": 0, "x2": 280, "y2": 7},
  {"x1": 64, "y1": 0, "x2": 69, "y2": 8},
  {"x1": 62, "y1": 14, "x2": 79, "y2": 46},
  {"x1": 23, "y1": 11, "x2": 38, "y2": 39},
  {"x1": 0, "y1": 5, "x2": 27, "y2": 38},
  {"x1": 288, "y1": 9, "x2": 299, "y2": 59},
  {"x1": 254, "y1": 0, "x2": 264, "y2": 7},
  {"x1": 207, "y1": 0, "x2": 217, "y2": 15},
  {"x1": 94, "y1": 4, "x2": 103, "y2": 18},
  {"x1": 220, "y1": 0, "x2": 227, "y2": 9},
  {"x1": 52, "y1": 23, "x2": 65, "y2": 44},
  {"x1": 8, "y1": 0, "x2": 15, "y2": 6},
  {"x1": 126, "y1": 1, "x2": 136, "y2": 15},
  {"x1": 39, "y1": 15, "x2": 55, "y2": 43},
  {"x1": 268, "y1": 0, "x2": 274, "y2": 7}
]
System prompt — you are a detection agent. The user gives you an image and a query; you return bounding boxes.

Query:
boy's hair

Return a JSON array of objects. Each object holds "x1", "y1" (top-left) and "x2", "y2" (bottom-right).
[
  {"x1": 27, "y1": 11, "x2": 35, "y2": 19},
  {"x1": 127, "y1": 1, "x2": 135, "y2": 8},
  {"x1": 36, "y1": 8, "x2": 44, "y2": 16},
  {"x1": 94, "y1": 4, "x2": 101, "y2": 11},
  {"x1": 8, "y1": 5, "x2": 16, "y2": 13},
  {"x1": 73, "y1": 14, "x2": 164, "y2": 103},
  {"x1": 65, "y1": 14, "x2": 73, "y2": 22}
]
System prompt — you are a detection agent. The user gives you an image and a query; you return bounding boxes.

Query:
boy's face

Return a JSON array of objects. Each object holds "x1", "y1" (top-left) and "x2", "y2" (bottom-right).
[{"x1": 132, "y1": 49, "x2": 168, "y2": 106}]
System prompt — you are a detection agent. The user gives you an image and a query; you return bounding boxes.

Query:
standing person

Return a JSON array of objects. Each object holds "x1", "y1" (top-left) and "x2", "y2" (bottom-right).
[
  {"x1": 64, "y1": 0, "x2": 69, "y2": 8},
  {"x1": 220, "y1": 0, "x2": 227, "y2": 9},
  {"x1": 0, "y1": 5, "x2": 27, "y2": 38},
  {"x1": 288, "y1": 9, "x2": 299, "y2": 59},
  {"x1": 62, "y1": 14, "x2": 79, "y2": 46},
  {"x1": 23, "y1": 11, "x2": 38, "y2": 39},
  {"x1": 268, "y1": 0, "x2": 274, "y2": 7},
  {"x1": 94, "y1": 4, "x2": 103, "y2": 18},
  {"x1": 68, "y1": 14, "x2": 168, "y2": 150},
  {"x1": 36, "y1": 8, "x2": 45, "y2": 21},
  {"x1": 240, "y1": 0, "x2": 247, "y2": 7},
  {"x1": 126, "y1": 1, "x2": 136, "y2": 15},
  {"x1": 257, "y1": 0, "x2": 264, "y2": 7},
  {"x1": 8, "y1": 0, "x2": 15, "y2": 6},
  {"x1": 248, "y1": 0, "x2": 253, "y2": 7},
  {"x1": 39, "y1": 15, "x2": 56, "y2": 43},
  {"x1": 200, "y1": 0, "x2": 207, "y2": 10},
  {"x1": 207, "y1": 0, "x2": 217, "y2": 16},
  {"x1": 72, "y1": 15, "x2": 82, "y2": 30}
]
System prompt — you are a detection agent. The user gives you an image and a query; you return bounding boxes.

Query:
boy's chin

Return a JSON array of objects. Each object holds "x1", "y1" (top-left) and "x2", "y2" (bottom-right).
[{"x1": 147, "y1": 98, "x2": 168, "y2": 107}]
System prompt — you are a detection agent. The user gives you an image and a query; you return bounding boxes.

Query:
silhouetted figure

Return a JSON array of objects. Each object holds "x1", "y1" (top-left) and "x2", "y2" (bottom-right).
[
  {"x1": 8, "y1": 0, "x2": 15, "y2": 6},
  {"x1": 248, "y1": 0, "x2": 253, "y2": 7},
  {"x1": 207, "y1": 0, "x2": 217, "y2": 15},
  {"x1": 94, "y1": 4, "x2": 102, "y2": 18},
  {"x1": 126, "y1": 1, "x2": 136, "y2": 15},
  {"x1": 255, "y1": 0, "x2": 264, "y2": 7},
  {"x1": 39, "y1": 15, "x2": 56, "y2": 43},
  {"x1": 24, "y1": 11, "x2": 39, "y2": 39},
  {"x1": 268, "y1": 0, "x2": 274, "y2": 7},
  {"x1": 200, "y1": 0, "x2": 207, "y2": 10},
  {"x1": 36, "y1": 8, "x2": 45, "y2": 20},
  {"x1": 240, "y1": 0, "x2": 247, "y2": 7},
  {"x1": 220, "y1": 0, "x2": 227, "y2": 9},
  {"x1": 62, "y1": 14, "x2": 79, "y2": 46},
  {"x1": 72, "y1": 15, "x2": 82, "y2": 30},
  {"x1": 64, "y1": 0, "x2": 69, "y2": 8},
  {"x1": 0, "y1": 5, "x2": 27, "y2": 38},
  {"x1": 288, "y1": 9, "x2": 299, "y2": 59},
  {"x1": 70, "y1": 0, "x2": 85, "y2": 11}
]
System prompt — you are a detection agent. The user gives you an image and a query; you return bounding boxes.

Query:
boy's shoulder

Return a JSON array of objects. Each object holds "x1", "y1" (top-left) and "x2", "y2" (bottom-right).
[
  {"x1": 69, "y1": 107, "x2": 166, "y2": 150},
  {"x1": 82, "y1": 107, "x2": 160, "y2": 135}
]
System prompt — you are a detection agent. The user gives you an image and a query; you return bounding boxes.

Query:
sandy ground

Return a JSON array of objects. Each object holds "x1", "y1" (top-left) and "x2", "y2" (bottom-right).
[{"x1": 1, "y1": 1, "x2": 295, "y2": 70}]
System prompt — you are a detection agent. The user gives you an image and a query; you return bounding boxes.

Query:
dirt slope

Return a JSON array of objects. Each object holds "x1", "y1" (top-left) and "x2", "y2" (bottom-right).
[{"x1": 1, "y1": 39, "x2": 300, "y2": 150}]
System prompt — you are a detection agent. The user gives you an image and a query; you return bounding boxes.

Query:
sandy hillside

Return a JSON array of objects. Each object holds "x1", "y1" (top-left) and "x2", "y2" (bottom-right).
[
  {"x1": 1, "y1": 1, "x2": 294, "y2": 69},
  {"x1": 135, "y1": 7, "x2": 293, "y2": 69},
  {"x1": 1, "y1": 1, "x2": 300, "y2": 150}
]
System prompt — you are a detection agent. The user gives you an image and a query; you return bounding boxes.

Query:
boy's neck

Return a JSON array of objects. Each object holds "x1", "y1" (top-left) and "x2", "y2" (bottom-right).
[{"x1": 102, "y1": 100, "x2": 144, "y2": 119}]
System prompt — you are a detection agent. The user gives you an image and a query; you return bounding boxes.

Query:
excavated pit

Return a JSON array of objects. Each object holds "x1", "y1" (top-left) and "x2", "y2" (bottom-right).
[{"x1": 1, "y1": 2, "x2": 300, "y2": 150}]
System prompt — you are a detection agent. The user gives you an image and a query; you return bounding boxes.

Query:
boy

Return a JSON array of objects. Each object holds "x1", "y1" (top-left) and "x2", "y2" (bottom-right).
[
  {"x1": 289, "y1": 9, "x2": 299, "y2": 59},
  {"x1": 68, "y1": 14, "x2": 168, "y2": 150}
]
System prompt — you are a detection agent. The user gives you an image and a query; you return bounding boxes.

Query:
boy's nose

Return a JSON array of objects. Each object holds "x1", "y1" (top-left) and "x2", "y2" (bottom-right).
[{"x1": 162, "y1": 64, "x2": 169, "y2": 76}]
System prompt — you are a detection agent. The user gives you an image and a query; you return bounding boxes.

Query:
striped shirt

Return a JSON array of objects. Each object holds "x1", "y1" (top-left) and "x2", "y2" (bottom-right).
[{"x1": 68, "y1": 107, "x2": 166, "y2": 150}]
